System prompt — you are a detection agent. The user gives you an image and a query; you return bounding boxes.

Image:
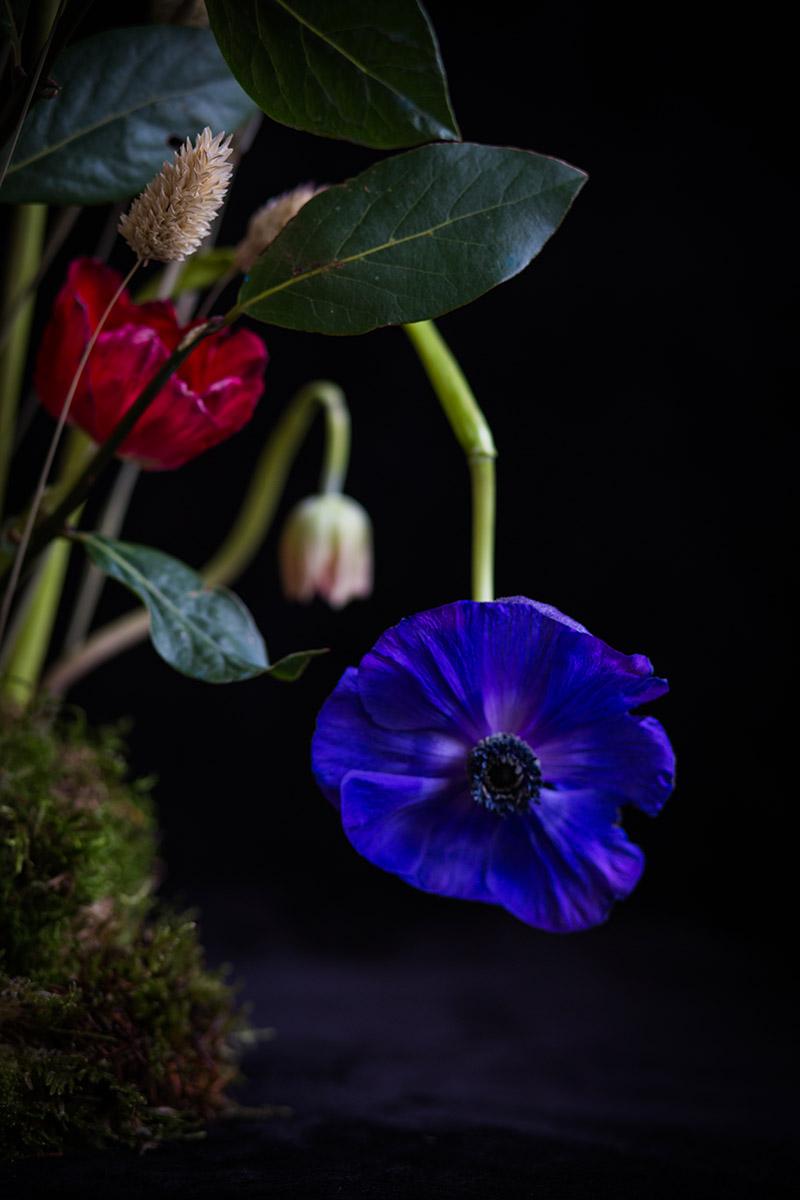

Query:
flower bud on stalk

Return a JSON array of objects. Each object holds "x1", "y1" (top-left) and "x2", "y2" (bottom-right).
[
  {"x1": 234, "y1": 183, "x2": 324, "y2": 272},
  {"x1": 279, "y1": 494, "x2": 373, "y2": 610}
]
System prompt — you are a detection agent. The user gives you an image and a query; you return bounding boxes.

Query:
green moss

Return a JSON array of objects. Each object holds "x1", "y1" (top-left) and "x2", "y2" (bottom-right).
[
  {"x1": 0, "y1": 706, "x2": 156, "y2": 979},
  {"x1": 0, "y1": 706, "x2": 246, "y2": 1161}
]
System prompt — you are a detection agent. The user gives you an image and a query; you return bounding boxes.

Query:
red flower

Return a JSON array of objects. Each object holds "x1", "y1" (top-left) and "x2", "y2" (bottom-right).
[{"x1": 35, "y1": 258, "x2": 267, "y2": 470}]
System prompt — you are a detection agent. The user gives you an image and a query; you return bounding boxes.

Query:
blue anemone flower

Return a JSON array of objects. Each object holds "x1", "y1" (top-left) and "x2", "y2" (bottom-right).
[{"x1": 312, "y1": 598, "x2": 675, "y2": 932}]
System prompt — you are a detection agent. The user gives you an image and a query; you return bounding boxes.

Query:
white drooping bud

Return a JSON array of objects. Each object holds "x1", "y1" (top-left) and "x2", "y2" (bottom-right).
[
  {"x1": 118, "y1": 127, "x2": 233, "y2": 263},
  {"x1": 279, "y1": 494, "x2": 373, "y2": 610},
  {"x1": 234, "y1": 183, "x2": 323, "y2": 272}
]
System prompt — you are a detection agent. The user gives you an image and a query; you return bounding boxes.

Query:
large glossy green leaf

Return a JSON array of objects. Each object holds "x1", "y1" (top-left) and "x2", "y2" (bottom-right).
[
  {"x1": 0, "y1": 26, "x2": 255, "y2": 205},
  {"x1": 205, "y1": 0, "x2": 459, "y2": 149},
  {"x1": 77, "y1": 533, "x2": 324, "y2": 684},
  {"x1": 236, "y1": 142, "x2": 587, "y2": 335}
]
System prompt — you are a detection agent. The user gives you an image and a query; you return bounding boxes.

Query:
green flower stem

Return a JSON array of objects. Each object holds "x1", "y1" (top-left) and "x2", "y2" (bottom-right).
[
  {"x1": 0, "y1": 541, "x2": 71, "y2": 710},
  {"x1": 468, "y1": 453, "x2": 496, "y2": 604},
  {"x1": 0, "y1": 204, "x2": 48, "y2": 518},
  {"x1": 0, "y1": 430, "x2": 91, "y2": 709},
  {"x1": 204, "y1": 380, "x2": 350, "y2": 585},
  {"x1": 403, "y1": 320, "x2": 497, "y2": 602},
  {"x1": 0, "y1": 205, "x2": 81, "y2": 356},
  {"x1": 318, "y1": 385, "x2": 350, "y2": 496},
  {"x1": 41, "y1": 380, "x2": 351, "y2": 696}
]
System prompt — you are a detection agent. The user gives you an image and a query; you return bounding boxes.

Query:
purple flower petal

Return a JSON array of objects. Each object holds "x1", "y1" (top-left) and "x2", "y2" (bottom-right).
[
  {"x1": 312, "y1": 669, "x2": 467, "y2": 807},
  {"x1": 537, "y1": 715, "x2": 675, "y2": 815},
  {"x1": 358, "y1": 601, "x2": 667, "y2": 746},
  {"x1": 311, "y1": 597, "x2": 673, "y2": 934},
  {"x1": 341, "y1": 771, "x2": 496, "y2": 901},
  {"x1": 488, "y1": 790, "x2": 645, "y2": 932},
  {"x1": 498, "y1": 595, "x2": 589, "y2": 632},
  {"x1": 357, "y1": 604, "x2": 488, "y2": 740}
]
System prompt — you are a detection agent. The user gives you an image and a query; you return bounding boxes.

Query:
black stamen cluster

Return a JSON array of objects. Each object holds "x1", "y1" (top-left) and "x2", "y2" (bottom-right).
[{"x1": 468, "y1": 732, "x2": 542, "y2": 816}]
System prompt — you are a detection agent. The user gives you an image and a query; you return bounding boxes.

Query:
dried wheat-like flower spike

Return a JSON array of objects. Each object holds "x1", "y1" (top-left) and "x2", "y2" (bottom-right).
[
  {"x1": 119, "y1": 128, "x2": 233, "y2": 263},
  {"x1": 234, "y1": 182, "x2": 324, "y2": 272}
]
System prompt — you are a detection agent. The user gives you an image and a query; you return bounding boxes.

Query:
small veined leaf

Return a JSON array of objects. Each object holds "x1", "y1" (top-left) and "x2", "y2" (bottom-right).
[
  {"x1": 0, "y1": 26, "x2": 256, "y2": 205},
  {"x1": 235, "y1": 142, "x2": 588, "y2": 335},
  {"x1": 205, "y1": 0, "x2": 459, "y2": 149},
  {"x1": 135, "y1": 248, "x2": 237, "y2": 303},
  {"x1": 265, "y1": 649, "x2": 329, "y2": 682},
  {"x1": 77, "y1": 534, "x2": 325, "y2": 684}
]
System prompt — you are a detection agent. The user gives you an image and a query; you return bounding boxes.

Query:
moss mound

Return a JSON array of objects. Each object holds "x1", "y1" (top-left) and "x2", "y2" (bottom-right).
[{"x1": 0, "y1": 706, "x2": 244, "y2": 1161}]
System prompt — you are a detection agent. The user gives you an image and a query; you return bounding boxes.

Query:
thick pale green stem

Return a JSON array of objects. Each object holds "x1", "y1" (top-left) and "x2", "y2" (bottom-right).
[
  {"x1": 0, "y1": 204, "x2": 47, "y2": 516},
  {"x1": 0, "y1": 429, "x2": 91, "y2": 709},
  {"x1": 42, "y1": 381, "x2": 352, "y2": 695},
  {"x1": 468, "y1": 454, "x2": 496, "y2": 604},
  {"x1": 0, "y1": 539, "x2": 71, "y2": 710},
  {"x1": 403, "y1": 320, "x2": 497, "y2": 602},
  {"x1": 0, "y1": 205, "x2": 80, "y2": 355}
]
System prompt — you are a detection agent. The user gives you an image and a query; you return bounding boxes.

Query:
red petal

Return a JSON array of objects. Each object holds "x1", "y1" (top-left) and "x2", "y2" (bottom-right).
[
  {"x1": 177, "y1": 327, "x2": 268, "y2": 394},
  {"x1": 129, "y1": 298, "x2": 182, "y2": 349},
  {"x1": 35, "y1": 260, "x2": 266, "y2": 471},
  {"x1": 62, "y1": 257, "x2": 136, "y2": 331},
  {"x1": 72, "y1": 326, "x2": 172, "y2": 447}
]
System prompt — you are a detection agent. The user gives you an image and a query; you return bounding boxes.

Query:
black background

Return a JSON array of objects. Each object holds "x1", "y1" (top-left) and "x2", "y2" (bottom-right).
[{"x1": 2, "y1": 3, "x2": 793, "y2": 1195}]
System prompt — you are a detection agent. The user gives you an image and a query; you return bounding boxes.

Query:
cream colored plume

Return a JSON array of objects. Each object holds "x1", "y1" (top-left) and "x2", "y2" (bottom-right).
[
  {"x1": 234, "y1": 183, "x2": 323, "y2": 272},
  {"x1": 119, "y1": 128, "x2": 233, "y2": 263}
]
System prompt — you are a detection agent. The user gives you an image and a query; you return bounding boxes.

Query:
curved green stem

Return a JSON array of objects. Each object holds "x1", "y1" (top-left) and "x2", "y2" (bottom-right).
[
  {"x1": 42, "y1": 380, "x2": 351, "y2": 695},
  {"x1": 204, "y1": 379, "x2": 350, "y2": 585},
  {"x1": 318, "y1": 386, "x2": 350, "y2": 495},
  {"x1": 0, "y1": 429, "x2": 91, "y2": 709},
  {"x1": 0, "y1": 539, "x2": 72, "y2": 710},
  {"x1": 403, "y1": 320, "x2": 497, "y2": 602},
  {"x1": 0, "y1": 204, "x2": 47, "y2": 517}
]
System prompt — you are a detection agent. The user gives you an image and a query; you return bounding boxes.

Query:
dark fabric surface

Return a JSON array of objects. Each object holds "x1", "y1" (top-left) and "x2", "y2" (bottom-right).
[{"x1": 1, "y1": 901, "x2": 794, "y2": 1198}]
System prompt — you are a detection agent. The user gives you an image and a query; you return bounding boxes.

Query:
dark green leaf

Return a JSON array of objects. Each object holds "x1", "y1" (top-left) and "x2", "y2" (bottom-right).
[
  {"x1": 205, "y1": 0, "x2": 459, "y2": 149},
  {"x1": 265, "y1": 648, "x2": 330, "y2": 682},
  {"x1": 236, "y1": 142, "x2": 587, "y2": 335},
  {"x1": 0, "y1": 26, "x2": 256, "y2": 204},
  {"x1": 77, "y1": 534, "x2": 323, "y2": 684},
  {"x1": 135, "y1": 248, "x2": 237, "y2": 303}
]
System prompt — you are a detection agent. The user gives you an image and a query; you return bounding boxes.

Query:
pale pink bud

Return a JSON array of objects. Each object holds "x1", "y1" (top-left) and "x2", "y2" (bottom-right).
[{"x1": 279, "y1": 494, "x2": 373, "y2": 610}]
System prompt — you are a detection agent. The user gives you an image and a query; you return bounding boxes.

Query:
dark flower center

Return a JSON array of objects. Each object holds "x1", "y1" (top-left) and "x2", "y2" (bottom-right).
[{"x1": 467, "y1": 733, "x2": 542, "y2": 816}]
